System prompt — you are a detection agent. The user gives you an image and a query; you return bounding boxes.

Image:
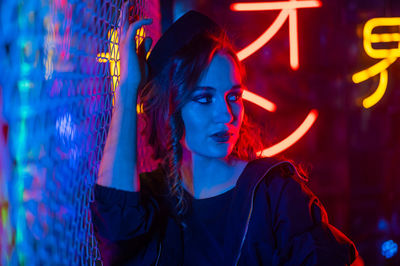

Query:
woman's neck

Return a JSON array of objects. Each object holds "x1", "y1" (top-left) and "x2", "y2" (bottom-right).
[{"x1": 180, "y1": 148, "x2": 248, "y2": 199}]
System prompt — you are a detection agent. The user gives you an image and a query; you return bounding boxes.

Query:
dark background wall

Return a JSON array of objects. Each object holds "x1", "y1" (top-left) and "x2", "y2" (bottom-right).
[{"x1": 165, "y1": 0, "x2": 400, "y2": 265}]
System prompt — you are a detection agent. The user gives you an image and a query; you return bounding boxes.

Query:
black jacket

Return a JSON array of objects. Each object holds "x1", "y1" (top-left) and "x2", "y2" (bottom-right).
[{"x1": 90, "y1": 157, "x2": 358, "y2": 265}]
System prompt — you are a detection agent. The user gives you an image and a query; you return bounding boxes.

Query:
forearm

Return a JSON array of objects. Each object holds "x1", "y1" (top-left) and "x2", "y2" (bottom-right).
[
  {"x1": 97, "y1": 85, "x2": 139, "y2": 192},
  {"x1": 96, "y1": 7, "x2": 152, "y2": 192}
]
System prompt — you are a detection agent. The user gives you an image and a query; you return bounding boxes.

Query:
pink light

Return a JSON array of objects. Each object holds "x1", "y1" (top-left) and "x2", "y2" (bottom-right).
[
  {"x1": 257, "y1": 109, "x2": 318, "y2": 157},
  {"x1": 243, "y1": 90, "x2": 276, "y2": 112},
  {"x1": 288, "y1": 7, "x2": 299, "y2": 70},
  {"x1": 232, "y1": 0, "x2": 322, "y2": 70},
  {"x1": 232, "y1": 1, "x2": 321, "y2": 156},
  {"x1": 237, "y1": 10, "x2": 289, "y2": 61},
  {"x1": 243, "y1": 89, "x2": 319, "y2": 156},
  {"x1": 231, "y1": 1, "x2": 322, "y2": 11}
]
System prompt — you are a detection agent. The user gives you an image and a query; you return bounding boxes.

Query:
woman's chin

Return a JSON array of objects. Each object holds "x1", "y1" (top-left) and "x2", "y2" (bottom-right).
[{"x1": 207, "y1": 145, "x2": 235, "y2": 158}]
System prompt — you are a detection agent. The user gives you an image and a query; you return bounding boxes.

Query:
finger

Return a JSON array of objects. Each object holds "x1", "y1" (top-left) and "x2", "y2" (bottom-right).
[
  {"x1": 119, "y1": 1, "x2": 130, "y2": 37},
  {"x1": 126, "y1": 18, "x2": 152, "y2": 50},
  {"x1": 130, "y1": 18, "x2": 152, "y2": 35},
  {"x1": 124, "y1": 2, "x2": 131, "y2": 36},
  {"x1": 118, "y1": 2, "x2": 124, "y2": 33}
]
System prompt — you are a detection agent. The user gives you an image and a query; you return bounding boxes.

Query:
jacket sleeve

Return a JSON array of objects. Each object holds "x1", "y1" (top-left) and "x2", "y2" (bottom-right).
[
  {"x1": 266, "y1": 167, "x2": 359, "y2": 266},
  {"x1": 90, "y1": 183, "x2": 160, "y2": 265}
]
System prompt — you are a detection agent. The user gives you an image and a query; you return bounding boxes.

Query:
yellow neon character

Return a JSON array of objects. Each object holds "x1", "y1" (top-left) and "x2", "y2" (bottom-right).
[
  {"x1": 352, "y1": 17, "x2": 400, "y2": 109},
  {"x1": 97, "y1": 27, "x2": 145, "y2": 113}
]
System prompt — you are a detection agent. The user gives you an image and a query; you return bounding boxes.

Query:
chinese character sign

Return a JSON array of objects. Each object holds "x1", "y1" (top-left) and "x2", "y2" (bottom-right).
[{"x1": 352, "y1": 17, "x2": 400, "y2": 109}]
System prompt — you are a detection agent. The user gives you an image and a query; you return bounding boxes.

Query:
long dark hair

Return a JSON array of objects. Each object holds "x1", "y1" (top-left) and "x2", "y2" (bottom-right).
[{"x1": 138, "y1": 32, "x2": 263, "y2": 215}]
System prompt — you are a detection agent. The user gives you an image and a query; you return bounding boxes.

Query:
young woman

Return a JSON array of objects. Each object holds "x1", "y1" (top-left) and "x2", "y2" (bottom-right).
[{"x1": 90, "y1": 4, "x2": 358, "y2": 265}]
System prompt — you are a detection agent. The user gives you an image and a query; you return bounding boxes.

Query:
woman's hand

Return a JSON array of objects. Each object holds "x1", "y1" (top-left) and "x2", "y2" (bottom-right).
[
  {"x1": 117, "y1": 1, "x2": 152, "y2": 111},
  {"x1": 97, "y1": 2, "x2": 152, "y2": 190}
]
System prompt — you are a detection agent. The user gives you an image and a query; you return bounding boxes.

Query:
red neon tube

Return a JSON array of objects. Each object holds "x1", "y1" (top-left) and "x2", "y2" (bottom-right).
[{"x1": 231, "y1": 1, "x2": 322, "y2": 11}]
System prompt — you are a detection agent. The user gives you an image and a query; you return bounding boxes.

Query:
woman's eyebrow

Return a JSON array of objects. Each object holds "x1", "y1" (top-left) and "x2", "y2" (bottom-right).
[
  {"x1": 194, "y1": 86, "x2": 215, "y2": 92},
  {"x1": 231, "y1": 85, "x2": 244, "y2": 91},
  {"x1": 195, "y1": 85, "x2": 244, "y2": 91}
]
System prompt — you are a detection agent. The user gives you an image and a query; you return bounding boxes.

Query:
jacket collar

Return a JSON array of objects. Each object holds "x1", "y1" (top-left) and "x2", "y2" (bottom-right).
[{"x1": 223, "y1": 157, "x2": 288, "y2": 265}]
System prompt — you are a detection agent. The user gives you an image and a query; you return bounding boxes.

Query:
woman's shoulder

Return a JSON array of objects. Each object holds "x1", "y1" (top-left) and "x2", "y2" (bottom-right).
[
  {"x1": 252, "y1": 158, "x2": 358, "y2": 264},
  {"x1": 246, "y1": 157, "x2": 308, "y2": 187},
  {"x1": 234, "y1": 157, "x2": 314, "y2": 212},
  {"x1": 248, "y1": 157, "x2": 323, "y2": 217}
]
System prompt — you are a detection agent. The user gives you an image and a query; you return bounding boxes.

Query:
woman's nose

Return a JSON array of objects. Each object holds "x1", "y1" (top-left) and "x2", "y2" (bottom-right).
[{"x1": 213, "y1": 97, "x2": 234, "y2": 123}]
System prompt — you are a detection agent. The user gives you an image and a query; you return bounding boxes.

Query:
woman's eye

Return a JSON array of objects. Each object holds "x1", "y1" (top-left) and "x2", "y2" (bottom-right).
[
  {"x1": 193, "y1": 94, "x2": 213, "y2": 104},
  {"x1": 228, "y1": 92, "x2": 243, "y2": 102}
]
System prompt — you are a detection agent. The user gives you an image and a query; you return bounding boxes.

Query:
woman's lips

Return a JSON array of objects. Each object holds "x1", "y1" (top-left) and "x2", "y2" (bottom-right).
[{"x1": 210, "y1": 132, "x2": 233, "y2": 142}]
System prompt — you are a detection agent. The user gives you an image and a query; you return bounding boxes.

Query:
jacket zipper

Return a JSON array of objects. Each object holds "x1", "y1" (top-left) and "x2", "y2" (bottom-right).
[
  {"x1": 233, "y1": 161, "x2": 292, "y2": 266},
  {"x1": 155, "y1": 241, "x2": 161, "y2": 265}
]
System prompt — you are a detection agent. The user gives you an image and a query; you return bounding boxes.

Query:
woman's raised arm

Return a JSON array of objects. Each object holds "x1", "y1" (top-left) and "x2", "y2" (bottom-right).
[{"x1": 96, "y1": 2, "x2": 152, "y2": 192}]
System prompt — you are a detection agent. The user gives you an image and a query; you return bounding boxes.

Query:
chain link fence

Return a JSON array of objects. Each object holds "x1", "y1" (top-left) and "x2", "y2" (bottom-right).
[{"x1": 0, "y1": 0, "x2": 160, "y2": 264}]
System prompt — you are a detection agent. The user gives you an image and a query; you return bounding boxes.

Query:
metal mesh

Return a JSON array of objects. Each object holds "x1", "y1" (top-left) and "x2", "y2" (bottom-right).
[{"x1": 0, "y1": 0, "x2": 160, "y2": 264}]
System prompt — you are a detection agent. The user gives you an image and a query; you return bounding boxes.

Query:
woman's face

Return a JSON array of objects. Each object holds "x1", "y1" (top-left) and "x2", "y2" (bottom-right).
[{"x1": 181, "y1": 52, "x2": 244, "y2": 159}]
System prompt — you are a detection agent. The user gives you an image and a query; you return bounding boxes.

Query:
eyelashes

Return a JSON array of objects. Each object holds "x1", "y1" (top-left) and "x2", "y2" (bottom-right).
[
  {"x1": 228, "y1": 92, "x2": 243, "y2": 102},
  {"x1": 192, "y1": 94, "x2": 212, "y2": 104},
  {"x1": 192, "y1": 92, "x2": 243, "y2": 104}
]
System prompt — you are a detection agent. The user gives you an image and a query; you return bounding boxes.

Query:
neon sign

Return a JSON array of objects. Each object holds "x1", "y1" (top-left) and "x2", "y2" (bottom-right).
[
  {"x1": 242, "y1": 90, "x2": 276, "y2": 112},
  {"x1": 242, "y1": 91, "x2": 318, "y2": 158},
  {"x1": 352, "y1": 17, "x2": 400, "y2": 109},
  {"x1": 231, "y1": 0, "x2": 322, "y2": 70},
  {"x1": 97, "y1": 29, "x2": 120, "y2": 95},
  {"x1": 231, "y1": 1, "x2": 320, "y2": 157},
  {"x1": 257, "y1": 109, "x2": 318, "y2": 157}
]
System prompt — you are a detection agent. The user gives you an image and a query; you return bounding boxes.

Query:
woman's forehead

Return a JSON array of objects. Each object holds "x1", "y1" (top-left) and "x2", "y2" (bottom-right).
[{"x1": 197, "y1": 52, "x2": 242, "y2": 89}]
